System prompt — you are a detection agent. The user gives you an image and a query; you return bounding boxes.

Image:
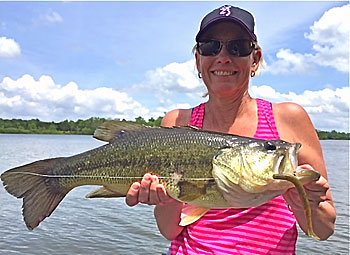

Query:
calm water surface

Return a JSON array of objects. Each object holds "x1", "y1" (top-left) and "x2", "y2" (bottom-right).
[{"x1": 0, "y1": 134, "x2": 348, "y2": 255}]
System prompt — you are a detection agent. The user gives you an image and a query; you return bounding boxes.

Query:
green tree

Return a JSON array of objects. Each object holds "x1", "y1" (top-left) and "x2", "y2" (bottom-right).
[{"x1": 135, "y1": 116, "x2": 147, "y2": 125}]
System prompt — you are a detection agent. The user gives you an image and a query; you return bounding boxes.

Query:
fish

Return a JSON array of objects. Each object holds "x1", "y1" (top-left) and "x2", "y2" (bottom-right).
[{"x1": 0, "y1": 120, "x2": 320, "y2": 240}]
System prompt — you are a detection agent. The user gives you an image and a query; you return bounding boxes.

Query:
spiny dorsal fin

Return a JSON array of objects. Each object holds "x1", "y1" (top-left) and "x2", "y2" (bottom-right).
[
  {"x1": 93, "y1": 120, "x2": 152, "y2": 142},
  {"x1": 173, "y1": 125, "x2": 200, "y2": 131}
]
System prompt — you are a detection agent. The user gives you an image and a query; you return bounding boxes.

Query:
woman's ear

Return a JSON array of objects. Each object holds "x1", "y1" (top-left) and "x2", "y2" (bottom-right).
[{"x1": 252, "y1": 50, "x2": 262, "y2": 72}]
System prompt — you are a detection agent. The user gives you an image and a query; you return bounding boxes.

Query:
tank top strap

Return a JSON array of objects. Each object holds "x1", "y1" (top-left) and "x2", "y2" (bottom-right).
[
  {"x1": 254, "y1": 98, "x2": 280, "y2": 139},
  {"x1": 190, "y1": 103, "x2": 205, "y2": 128},
  {"x1": 190, "y1": 99, "x2": 280, "y2": 139}
]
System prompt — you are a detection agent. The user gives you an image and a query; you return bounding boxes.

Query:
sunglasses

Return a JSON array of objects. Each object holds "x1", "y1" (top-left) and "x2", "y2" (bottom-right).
[{"x1": 196, "y1": 39, "x2": 256, "y2": 57}]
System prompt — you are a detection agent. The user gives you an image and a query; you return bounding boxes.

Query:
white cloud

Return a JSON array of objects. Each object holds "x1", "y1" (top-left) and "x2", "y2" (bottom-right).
[
  {"x1": 264, "y1": 49, "x2": 315, "y2": 75},
  {"x1": 0, "y1": 37, "x2": 21, "y2": 58},
  {"x1": 305, "y1": 5, "x2": 349, "y2": 72},
  {"x1": 41, "y1": 10, "x2": 63, "y2": 24},
  {"x1": 265, "y1": 4, "x2": 350, "y2": 74},
  {"x1": 0, "y1": 74, "x2": 149, "y2": 122},
  {"x1": 249, "y1": 85, "x2": 349, "y2": 132},
  {"x1": 33, "y1": 10, "x2": 63, "y2": 26},
  {"x1": 134, "y1": 59, "x2": 207, "y2": 105}
]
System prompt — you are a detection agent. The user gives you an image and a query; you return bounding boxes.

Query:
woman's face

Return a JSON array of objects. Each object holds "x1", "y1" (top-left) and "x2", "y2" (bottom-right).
[{"x1": 196, "y1": 21, "x2": 260, "y2": 98}]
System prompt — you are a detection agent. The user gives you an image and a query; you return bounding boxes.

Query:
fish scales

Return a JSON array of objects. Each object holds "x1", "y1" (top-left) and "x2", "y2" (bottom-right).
[{"x1": 50, "y1": 128, "x2": 233, "y2": 191}]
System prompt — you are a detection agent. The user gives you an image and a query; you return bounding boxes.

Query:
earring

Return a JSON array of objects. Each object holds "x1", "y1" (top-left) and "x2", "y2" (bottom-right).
[
  {"x1": 250, "y1": 71, "x2": 255, "y2": 78},
  {"x1": 198, "y1": 72, "x2": 202, "y2": 79}
]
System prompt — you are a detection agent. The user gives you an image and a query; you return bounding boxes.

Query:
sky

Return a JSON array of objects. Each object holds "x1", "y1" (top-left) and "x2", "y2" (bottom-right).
[{"x1": 0, "y1": 1, "x2": 349, "y2": 132}]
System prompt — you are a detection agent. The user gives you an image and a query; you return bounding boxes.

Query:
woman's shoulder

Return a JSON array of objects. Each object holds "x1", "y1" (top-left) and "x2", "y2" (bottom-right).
[
  {"x1": 161, "y1": 108, "x2": 192, "y2": 127},
  {"x1": 272, "y1": 102, "x2": 310, "y2": 123},
  {"x1": 272, "y1": 102, "x2": 307, "y2": 118},
  {"x1": 272, "y1": 102, "x2": 316, "y2": 143}
]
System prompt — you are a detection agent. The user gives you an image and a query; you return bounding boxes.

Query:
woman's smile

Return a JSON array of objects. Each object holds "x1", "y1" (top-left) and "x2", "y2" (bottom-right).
[{"x1": 211, "y1": 70, "x2": 238, "y2": 76}]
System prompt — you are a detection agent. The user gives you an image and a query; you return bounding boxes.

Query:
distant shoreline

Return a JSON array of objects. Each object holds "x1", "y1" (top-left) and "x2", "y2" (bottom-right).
[{"x1": 0, "y1": 117, "x2": 348, "y2": 140}]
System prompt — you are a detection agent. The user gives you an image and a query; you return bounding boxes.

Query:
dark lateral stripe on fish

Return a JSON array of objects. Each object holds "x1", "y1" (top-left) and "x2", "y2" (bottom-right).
[{"x1": 2, "y1": 171, "x2": 216, "y2": 181}]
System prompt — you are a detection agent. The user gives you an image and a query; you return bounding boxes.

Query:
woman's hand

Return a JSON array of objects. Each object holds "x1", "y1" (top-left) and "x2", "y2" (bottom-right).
[
  {"x1": 126, "y1": 173, "x2": 175, "y2": 206},
  {"x1": 283, "y1": 164, "x2": 329, "y2": 211},
  {"x1": 283, "y1": 164, "x2": 335, "y2": 240}
]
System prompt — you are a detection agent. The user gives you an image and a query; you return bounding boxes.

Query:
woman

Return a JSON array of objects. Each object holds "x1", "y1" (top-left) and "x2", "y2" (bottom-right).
[{"x1": 126, "y1": 5, "x2": 336, "y2": 254}]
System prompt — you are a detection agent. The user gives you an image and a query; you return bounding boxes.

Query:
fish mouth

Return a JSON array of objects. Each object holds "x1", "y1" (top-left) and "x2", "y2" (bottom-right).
[
  {"x1": 274, "y1": 145, "x2": 299, "y2": 174},
  {"x1": 275, "y1": 154, "x2": 286, "y2": 174}
]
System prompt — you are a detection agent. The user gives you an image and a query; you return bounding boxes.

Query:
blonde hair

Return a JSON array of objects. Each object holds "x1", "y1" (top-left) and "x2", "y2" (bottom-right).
[{"x1": 254, "y1": 44, "x2": 265, "y2": 77}]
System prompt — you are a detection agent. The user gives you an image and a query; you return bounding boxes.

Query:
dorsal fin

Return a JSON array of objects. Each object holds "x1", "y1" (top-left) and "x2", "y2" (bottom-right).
[
  {"x1": 173, "y1": 125, "x2": 200, "y2": 131},
  {"x1": 93, "y1": 120, "x2": 151, "y2": 142}
]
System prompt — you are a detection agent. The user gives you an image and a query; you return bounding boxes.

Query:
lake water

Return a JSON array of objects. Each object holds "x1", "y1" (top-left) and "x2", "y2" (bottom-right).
[{"x1": 0, "y1": 134, "x2": 348, "y2": 255}]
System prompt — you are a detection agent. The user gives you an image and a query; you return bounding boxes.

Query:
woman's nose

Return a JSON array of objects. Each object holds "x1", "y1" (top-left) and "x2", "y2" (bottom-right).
[{"x1": 216, "y1": 43, "x2": 232, "y2": 64}]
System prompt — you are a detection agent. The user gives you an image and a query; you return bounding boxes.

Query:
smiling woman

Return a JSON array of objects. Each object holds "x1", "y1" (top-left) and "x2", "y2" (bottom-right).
[{"x1": 125, "y1": 5, "x2": 336, "y2": 255}]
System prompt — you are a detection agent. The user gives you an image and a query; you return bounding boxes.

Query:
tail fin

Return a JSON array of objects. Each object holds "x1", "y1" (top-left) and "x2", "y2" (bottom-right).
[{"x1": 1, "y1": 158, "x2": 69, "y2": 230}]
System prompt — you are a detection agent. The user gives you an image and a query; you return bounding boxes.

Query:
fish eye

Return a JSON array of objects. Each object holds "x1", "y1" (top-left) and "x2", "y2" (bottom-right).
[{"x1": 264, "y1": 141, "x2": 276, "y2": 151}]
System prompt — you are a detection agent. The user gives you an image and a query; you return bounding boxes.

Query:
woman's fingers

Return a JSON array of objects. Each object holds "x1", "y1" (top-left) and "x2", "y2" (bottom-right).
[
  {"x1": 126, "y1": 173, "x2": 170, "y2": 206},
  {"x1": 125, "y1": 172, "x2": 173, "y2": 207},
  {"x1": 125, "y1": 182, "x2": 141, "y2": 207},
  {"x1": 138, "y1": 173, "x2": 153, "y2": 203},
  {"x1": 157, "y1": 184, "x2": 175, "y2": 205},
  {"x1": 284, "y1": 175, "x2": 329, "y2": 210},
  {"x1": 148, "y1": 175, "x2": 161, "y2": 204}
]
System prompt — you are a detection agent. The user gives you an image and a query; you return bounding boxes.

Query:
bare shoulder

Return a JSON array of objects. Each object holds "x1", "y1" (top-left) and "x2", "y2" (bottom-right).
[
  {"x1": 273, "y1": 102, "x2": 310, "y2": 123},
  {"x1": 273, "y1": 102, "x2": 316, "y2": 142},
  {"x1": 161, "y1": 108, "x2": 192, "y2": 128}
]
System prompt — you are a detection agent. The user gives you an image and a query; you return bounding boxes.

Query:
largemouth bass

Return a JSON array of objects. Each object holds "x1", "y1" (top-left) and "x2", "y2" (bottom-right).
[{"x1": 1, "y1": 121, "x2": 320, "y2": 239}]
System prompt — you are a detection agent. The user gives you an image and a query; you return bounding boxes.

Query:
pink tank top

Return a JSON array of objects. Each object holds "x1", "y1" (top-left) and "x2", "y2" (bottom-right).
[{"x1": 170, "y1": 98, "x2": 297, "y2": 255}]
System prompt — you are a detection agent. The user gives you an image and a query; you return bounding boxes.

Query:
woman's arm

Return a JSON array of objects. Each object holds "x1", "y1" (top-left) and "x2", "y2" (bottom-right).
[{"x1": 274, "y1": 102, "x2": 336, "y2": 240}]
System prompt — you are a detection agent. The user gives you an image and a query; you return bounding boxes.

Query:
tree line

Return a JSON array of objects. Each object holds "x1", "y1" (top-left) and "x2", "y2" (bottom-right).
[
  {"x1": 0, "y1": 117, "x2": 163, "y2": 135},
  {"x1": 316, "y1": 130, "x2": 349, "y2": 140},
  {"x1": 0, "y1": 117, "x2": 348, "y2": 140}
]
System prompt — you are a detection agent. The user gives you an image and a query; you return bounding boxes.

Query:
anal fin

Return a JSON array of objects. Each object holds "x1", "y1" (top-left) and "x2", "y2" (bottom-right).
[{"x1": 86, "y1": 186, "x2": 125, "y2": 198}]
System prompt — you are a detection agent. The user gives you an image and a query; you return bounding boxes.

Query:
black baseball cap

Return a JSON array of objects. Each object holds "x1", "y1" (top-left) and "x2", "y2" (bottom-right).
[{"x1": 196, "y1": 5, "x2": 257, "y2": 42}]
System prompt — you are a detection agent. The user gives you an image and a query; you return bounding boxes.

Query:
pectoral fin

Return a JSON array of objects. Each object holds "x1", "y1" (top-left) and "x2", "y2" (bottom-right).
[
  {"x1": 179, "y1": 204, "x2": 209, "y2": 226},
  {"x1": 86, "y1": 187, "x2": 125, "y2": 198}
]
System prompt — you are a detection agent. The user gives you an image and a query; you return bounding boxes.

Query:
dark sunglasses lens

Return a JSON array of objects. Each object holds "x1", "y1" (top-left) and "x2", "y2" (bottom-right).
[
  {"x1": 227, "y1": 40, "x2": 254, "y2": 57},
  {"x1": 198, "y1": 41, "x2": 221, "y2": 56}
]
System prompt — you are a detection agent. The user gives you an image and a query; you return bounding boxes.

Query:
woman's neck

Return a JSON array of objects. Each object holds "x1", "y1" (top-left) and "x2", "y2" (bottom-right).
[{"x1": 203, "y1": 91, "x2": 255, "y2": 133}]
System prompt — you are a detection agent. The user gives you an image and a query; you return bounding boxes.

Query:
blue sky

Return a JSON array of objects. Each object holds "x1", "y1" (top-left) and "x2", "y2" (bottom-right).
[{"x1": 0, "y1": 1, "x2": 349, "y2": 131}]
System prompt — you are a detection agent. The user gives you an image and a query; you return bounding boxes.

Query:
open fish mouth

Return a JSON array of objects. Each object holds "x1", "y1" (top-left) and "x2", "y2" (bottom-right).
[
  {"x1": 275, "y1": 154, "x2": 286, "y2": 174},
  {"x1": 275, "y1": 144, "x2": 300, "y2": 175}
]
